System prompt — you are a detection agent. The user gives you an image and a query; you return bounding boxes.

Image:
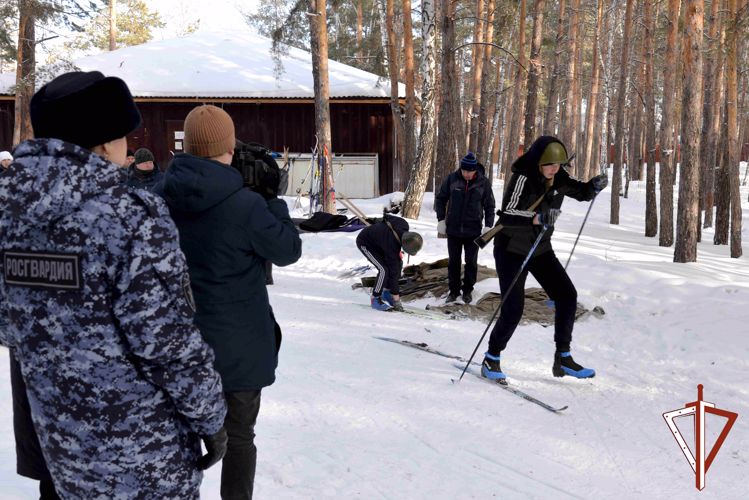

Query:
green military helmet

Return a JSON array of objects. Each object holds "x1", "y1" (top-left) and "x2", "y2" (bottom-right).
[
  {"x1": 401, "y1": 231, "x2": 423, "y2": 256},
  {"x1": 538, "y1": 141, "x2": 570, "y2": 166}
]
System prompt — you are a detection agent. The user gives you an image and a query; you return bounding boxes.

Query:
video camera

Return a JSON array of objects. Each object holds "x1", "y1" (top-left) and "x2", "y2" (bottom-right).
[{"x1": 231, "y1": 140, "x2": 281, "y2": 190}]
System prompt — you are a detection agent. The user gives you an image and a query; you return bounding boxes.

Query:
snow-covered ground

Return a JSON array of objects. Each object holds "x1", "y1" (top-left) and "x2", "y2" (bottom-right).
[{"x1": 2, "y1": 165, "x2": 748, "y2": 499}]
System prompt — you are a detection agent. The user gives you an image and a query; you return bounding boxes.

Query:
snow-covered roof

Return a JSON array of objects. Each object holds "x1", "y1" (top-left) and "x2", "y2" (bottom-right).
[{"x1": 67, "y1": 29, "x2": 401, "y2": 100}]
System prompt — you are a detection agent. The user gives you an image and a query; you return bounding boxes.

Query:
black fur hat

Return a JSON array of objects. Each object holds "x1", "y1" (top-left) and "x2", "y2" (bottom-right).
[{"x1": 30, "y1": 71, "x2": 142, "y2": 149}]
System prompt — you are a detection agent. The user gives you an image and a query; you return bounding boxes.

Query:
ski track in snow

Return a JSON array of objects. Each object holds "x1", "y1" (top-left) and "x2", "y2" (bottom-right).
[{"x1": 1, "y1": 167, "x2": 748, "y2": 499}]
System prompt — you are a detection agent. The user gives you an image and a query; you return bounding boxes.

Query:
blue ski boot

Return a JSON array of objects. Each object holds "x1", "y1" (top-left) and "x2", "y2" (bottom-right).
[
  {"x1": 381, "y1": 289, "x2": 395, "y2": 305},
  {"x1": 553, "y1": 351, "x2": 595, "y2": 378},
  {"x1": 481, "y1": 352, "x2": 506, "y2": 382},
  {"x1": 371, "y1": 295, "x2": 393, "y2": 311}
]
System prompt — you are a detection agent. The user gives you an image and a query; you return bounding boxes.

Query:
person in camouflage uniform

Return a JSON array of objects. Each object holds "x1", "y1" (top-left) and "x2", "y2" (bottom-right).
[{"x1": 0, "y1": 71, "x2": 227, "y2": 498}]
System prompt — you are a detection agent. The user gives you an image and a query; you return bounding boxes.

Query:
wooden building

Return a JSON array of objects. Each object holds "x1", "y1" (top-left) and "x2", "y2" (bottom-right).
[{"x1": 0, "y1": 30, "x2": 406, "y2": 195}]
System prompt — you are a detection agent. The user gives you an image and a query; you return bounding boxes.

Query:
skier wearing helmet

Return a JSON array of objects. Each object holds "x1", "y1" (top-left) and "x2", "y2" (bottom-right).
[{"x1": 482, "y1": 136, "x2": 608, "y2": 382}]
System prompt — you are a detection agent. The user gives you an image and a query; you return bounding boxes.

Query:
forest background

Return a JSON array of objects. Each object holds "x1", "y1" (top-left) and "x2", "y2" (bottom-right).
[{"x1": 1, "y1": 0, "x2": 747, "y2": 263}]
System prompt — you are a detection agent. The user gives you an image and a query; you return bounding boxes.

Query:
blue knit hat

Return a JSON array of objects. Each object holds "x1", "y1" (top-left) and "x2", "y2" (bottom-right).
[{"x1": 460, "y1": 152, "x2": 478, "y2": 171}]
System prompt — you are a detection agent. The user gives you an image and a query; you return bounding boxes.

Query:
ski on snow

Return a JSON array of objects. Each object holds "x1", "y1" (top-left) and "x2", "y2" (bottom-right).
[
  {"x1": 374, "y1": 336, "x2": 481, "y2": 365},
  {"x1": 374, "y1": 337, "x2": 568, "y2": 414},
  {"x1": 356, "y1": 304, "x2": 455, "y2": 320},
  {"x1": 454, "y1": 364, "x2": 568, "y2": 413}
]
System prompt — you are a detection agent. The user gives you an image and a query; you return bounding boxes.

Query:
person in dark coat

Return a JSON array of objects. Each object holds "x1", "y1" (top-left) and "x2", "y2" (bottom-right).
[
  {"x1": 0, "y1": 71, "x2": 227, "y2": 499},
  {"x1": 9, "y1": 351, "x2": 60, "y2": 499},
  {"x1": 156, "y1": 104, "x2": 302, "y2": 500},
  {"x1": 435, "y1": 152, "x2": 495, "y2": 304},
  {"x1": 481, "y1": 136, "x2": 608, "y2": 382},
  {"x1": 126, "y1": 147, "x2": 163, "y2": 191},
  {"x1": 356, "y1": 214, "x2": 423, "y2": 311}
]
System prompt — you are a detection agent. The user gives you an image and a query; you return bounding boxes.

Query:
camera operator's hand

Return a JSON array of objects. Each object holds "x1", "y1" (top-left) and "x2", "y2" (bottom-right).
[{"x1": 253, "y1": 162, "x2": 280, "y2": 201}]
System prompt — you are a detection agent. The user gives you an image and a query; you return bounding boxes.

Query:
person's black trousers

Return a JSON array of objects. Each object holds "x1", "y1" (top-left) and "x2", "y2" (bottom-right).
[
  {"x1": 487, "y1": 245, "x2": 577, "y2": 355},
  {"x1": 221, "y1": 390, "x2": 262, "y2": 500},
  {"x1": 10, "y1": 351, "x2": 61, "y2": 500},
  {"x1": 357, "y1": 243, "x2": 388, "y2": 296},
  {"x1": 447, "y1": 236, "x2": 480, "y2": 295}
]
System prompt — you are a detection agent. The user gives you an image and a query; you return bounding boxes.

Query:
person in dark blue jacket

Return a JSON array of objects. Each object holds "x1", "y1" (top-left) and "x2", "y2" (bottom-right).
[
  {"x1": 435, "y1": 152, "x2": 495, "y2": 304},
  {"x1": 356, "y1": 214, "x2": 423, "y2": 311},
  {"x1": 156, "y1": 104, "x2": 302, "y2": 500},
  {"x1": 126, "y1": 147, "x2": 163, "y2": 191},
  {"x1": 482, "y1": 136, "x2": 608, "y2": 383}
]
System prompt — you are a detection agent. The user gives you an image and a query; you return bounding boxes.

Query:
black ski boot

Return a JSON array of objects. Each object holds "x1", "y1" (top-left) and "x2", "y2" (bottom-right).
[
  {"x1": 445, "y1": 292, "x2": 459, "y2": 303},
  {"x1": 553, "y1": 351, "x2": 595, "y2": 378},
  {"x1": 462, "y1": 291, "x2": 473, "y2": 304}
]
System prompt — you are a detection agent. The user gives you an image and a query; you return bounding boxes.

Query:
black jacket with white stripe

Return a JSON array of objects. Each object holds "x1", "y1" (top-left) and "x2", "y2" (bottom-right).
[
  {"x1": 356, "y1": 214, "x2": 409, "y2": 294},
  {"x1": 498, "y1": 157, "x2": 596, "y2": 256}
]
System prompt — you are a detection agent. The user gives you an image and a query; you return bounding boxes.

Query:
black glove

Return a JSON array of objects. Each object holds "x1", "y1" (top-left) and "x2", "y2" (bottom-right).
[
  {"x1": 197, "y1": 426, "x2": 228, "y2": 471},
  {"x1": 538, "y1": 208, "x2": 562, "y2": 227},
  {"x1": 590, "y1": 173, "x2": 608, "y2": 193},
  {"x1": 252, "y1": 161, "x2": 280, "y2": 200}
]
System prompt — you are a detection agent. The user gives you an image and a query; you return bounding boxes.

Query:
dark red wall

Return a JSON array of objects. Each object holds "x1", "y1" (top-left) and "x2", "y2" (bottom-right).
[
  {"x1": 0, "y1": 98, "x2": 397, "y2": 195},
  {"x1": 128, "y1": 100, "x2": 397, "y2": 195}
]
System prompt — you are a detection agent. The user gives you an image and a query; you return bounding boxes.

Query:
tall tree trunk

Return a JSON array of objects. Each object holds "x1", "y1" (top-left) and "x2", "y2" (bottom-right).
[
  {"x1": 674, "y1": 0, "x2": 704, "y2": 263},
  {"x1": 468, "y1": 0, "x2": 487, "y2": 152},
  {"x1": 543, "y1": 0, "x2": 566, "y2": 135},
  {"x1": 644, "y1": 0, "x2": 658, "y2": 236},
  {"x1": 402, "y1": 0, "x2": 437, "y2": 218},
  {"x1": 436, "y1": 0, "x2": 459, "y2": 183},
  {"x1": 13, "y1": 1, "x2": 35, "y2": 145},
  {"x1": 109, "y1": 0, "x2": 117, "y2": 51},
  {"x1": 628, "y1": 4, "x2": 644, "y2": 184},
  {"x1": 485, "y1": 57, "x2": 507, "y2": 174},
  {"x1": 580, "y1": 0, "x2": 603, "y2": 181},
  {"x1": 402, "y1": 0, "x2": 417, "y2": 173},
  {"x1": 310, "y1": 0, "x2": 336, "y2": 214},
  {"x1": 701, "y1": 0, "x2": 721, "y2": 228},
  {"x1": 726, "y1": 0, "x2": 742, "y2": 257},
  {"x1": 572, "y1": 9, "x2": 584, "y2": 171},
  {"x1": 475, "y1": 0, "x2": 496, "y2": 162},
  {"x1": 611, "y1": 0, "x2": 635, "y2": 225},
  {"x1": 715, "y1": 97, "x2": 730, "y2": 244},
  {"x1": 381, "y1": 0, "x2": 406, "y2": 190},
  {"x1": 601, "y1": 0, "x2": 620, "y2": 171},
  {"x1": 356, "y1": 0, "x2": 364, "y2": 59},
  {"x1": 560, "y1": 0, "x2": 580, "y2": 156},
  {"x1": 522, "y1": 0, "x2": 546, "y2": 148},
  {"x1": 659, "y1": 0, "x2": 681, "y2": 247},
  {"x1": 501, "y1": 0, "x2": 527, "y2": 183},
  {"x1": 582, "y1": 0, "x2": 603, "y2": 181}
]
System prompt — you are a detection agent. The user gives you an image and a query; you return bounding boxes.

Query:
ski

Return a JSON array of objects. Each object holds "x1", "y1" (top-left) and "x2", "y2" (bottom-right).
[
  {"x1": 373, "y1": 336, "x2": 481, "y2": 366},
  {"x1": 373, "y1": 337, "x2": 567, "y2": 413},
  {"x1": 355, "y1": 303, "x2": 455, "y2": 320},
  {"x1": 337, "y1": 264, "x2": 372, "y2": 279},
  {"x1": 455, "y1": 364, "x2": 568, "y2": 413}
]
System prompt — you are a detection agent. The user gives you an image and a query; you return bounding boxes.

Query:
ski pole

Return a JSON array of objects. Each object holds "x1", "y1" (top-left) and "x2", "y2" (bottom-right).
[
  {"x1": 563, "y1": 193, "x2": 597, "y2": 271},
  {"x1": 456, "y1": 225, "x2": 549, "y2": 383}
]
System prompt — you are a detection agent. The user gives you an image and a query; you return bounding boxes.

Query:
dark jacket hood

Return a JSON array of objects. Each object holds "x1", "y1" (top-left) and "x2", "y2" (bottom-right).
[
  {"x1": 158, "y1": 153, "x2": 243, "y2": 213},
  {"x1": 511, "y1": 136, "x2": 567, "y2": 178},
  {"x1": 1, "y1": 138, "x2": 126, "y2": 225}
]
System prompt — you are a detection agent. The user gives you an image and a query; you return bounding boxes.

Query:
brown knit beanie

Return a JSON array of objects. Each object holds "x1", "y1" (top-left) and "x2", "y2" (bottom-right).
[{"x1": 183, "y1": 105, "x2": 236, "y2": 158}]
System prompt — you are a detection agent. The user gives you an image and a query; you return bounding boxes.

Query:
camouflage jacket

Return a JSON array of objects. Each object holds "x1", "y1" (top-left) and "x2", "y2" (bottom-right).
[{"x1": 0, "y1": 139, "x2": 226, "y2": 499}]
